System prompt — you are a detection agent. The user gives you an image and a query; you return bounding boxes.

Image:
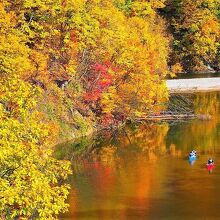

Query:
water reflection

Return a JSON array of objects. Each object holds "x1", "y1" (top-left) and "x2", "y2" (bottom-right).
[{"x1": 59, "y1": 92, "x2": 220, "y2": 219}]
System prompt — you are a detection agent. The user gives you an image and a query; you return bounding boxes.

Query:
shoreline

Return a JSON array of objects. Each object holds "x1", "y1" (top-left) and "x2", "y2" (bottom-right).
[
  {"x1": 169, "y1": 87, "x2": 220, "y2": 93},
  {"x1": 57, "y1": 78, "x2": 219, "y2": 144}
]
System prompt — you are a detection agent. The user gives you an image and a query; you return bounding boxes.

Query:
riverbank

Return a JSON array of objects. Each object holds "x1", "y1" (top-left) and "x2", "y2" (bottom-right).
[
  {"x1": 57, "y1": 77, "x2": 220, "y2": 144},
  {"x1": 166, "y1": 77, "x2": 220, "y2": 93}
]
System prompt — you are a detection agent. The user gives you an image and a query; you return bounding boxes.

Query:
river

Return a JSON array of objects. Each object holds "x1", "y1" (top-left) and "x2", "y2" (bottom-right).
[{"x1": 58, "y1": 91, "x2": 220, "y2": 220}]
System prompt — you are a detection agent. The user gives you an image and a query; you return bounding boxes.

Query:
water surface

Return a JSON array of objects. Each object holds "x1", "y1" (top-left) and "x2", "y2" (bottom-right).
[{"x1": 59, "y1": 92, "x2": 220, "y2": 220}]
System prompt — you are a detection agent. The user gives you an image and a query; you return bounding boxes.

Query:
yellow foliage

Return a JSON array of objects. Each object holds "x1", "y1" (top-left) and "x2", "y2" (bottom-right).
[
  {"x1": 0, "y1": 4, "x2": 71, "y2": 219},
  {"x1": 167, "y1": 0, "x2": 220, "y2": 71},
  {"x1": 171, "y1": 63, "x2": 183, "y2": 75},
  {"x1": 0, "y1": 0, "x2": 172, "y2": 215}
]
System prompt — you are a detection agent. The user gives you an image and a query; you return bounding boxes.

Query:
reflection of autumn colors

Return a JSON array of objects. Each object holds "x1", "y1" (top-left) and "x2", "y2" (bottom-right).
[
  {"x1": 193, "y1": 92, "x2": 220, "y2": 117},
  {"x1": 61, "y1": 92, "x2": 220, "y2": 219},
  {"x1": 88, "y1": 122, "x2": 184, "y2": 168},
  {"x1": 167, "y1": 92, "x2": 220, "y2": 154}
]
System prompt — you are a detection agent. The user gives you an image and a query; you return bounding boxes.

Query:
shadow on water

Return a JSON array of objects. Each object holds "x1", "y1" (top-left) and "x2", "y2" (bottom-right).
[{"x1": 58, "y1": 92, "x2": 220, "y2": 220}]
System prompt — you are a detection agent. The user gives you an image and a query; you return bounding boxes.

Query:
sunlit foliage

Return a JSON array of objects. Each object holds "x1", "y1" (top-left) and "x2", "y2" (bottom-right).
[
  {"x1": 0, "y1": 4, "x2": 71, "y2": 218},
  {"x1": 164, "y1": 0, "x2": 220, "y2": 72},
  {"x1": 3, "y1": 0, "x2": 216, "y2": 217},
  {"x1": 3, "y1": 0, "x2": 170, "y2": 130}
]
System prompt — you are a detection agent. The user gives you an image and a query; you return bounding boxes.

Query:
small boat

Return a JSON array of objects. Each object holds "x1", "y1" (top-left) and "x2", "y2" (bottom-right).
[
  {"x1": 189, "y1": 158, "x2": 196, "y2": 165},
  {"x1": 189, "y1": 154, "x2": 196, "y2": 159},
  {"x1": 188, "y1": 154, "x2": 196, "y2": 165},
  {"x1": 206, "y1": 158, "x2": 214, "y2": 172},
  {"x1": 189, "y1": 153, "x2": 197, "y2": 160},
  {"x1": 207, "y1": 163, "x2": 214, "y2": 172}
]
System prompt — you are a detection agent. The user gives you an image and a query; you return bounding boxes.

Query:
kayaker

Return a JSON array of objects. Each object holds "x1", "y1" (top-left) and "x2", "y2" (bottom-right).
[
  {"x1": 192, "y1": 150, "x2": 197, "y2": 155},
  {"x1": 207, "y1": 158, "x2": 214, "y2": 165},
  {"x1": 189, "y1": 151, "x2": 196, "y2": 157}
]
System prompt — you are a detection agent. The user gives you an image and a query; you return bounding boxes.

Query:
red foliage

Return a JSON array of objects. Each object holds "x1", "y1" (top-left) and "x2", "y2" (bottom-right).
[
  {"x1": 92, "y1": 63, "x2": 108, "y2": 74},
  {"x1": 83, "y1": 89, "x2": 101, "y2": 101},
  {"x1": 83, "y1": 62, "x2": 115, "y2": 102},
  {"x1": 70, "y1": 31, "x2": 78, "y2": 42},
  {"x1": 100, "y1": 114, "x2": 114, "y2": 127}
]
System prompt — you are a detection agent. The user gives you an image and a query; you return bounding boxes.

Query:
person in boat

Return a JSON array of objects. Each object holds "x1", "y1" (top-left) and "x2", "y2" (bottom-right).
[
  {"x1": 192, "y1": 150, "x2": 197, "y2": 155},
  {"x1": 207, "y1": 158, "x2": 214, "y2": 165},
  {"x1": 189, "y1": 150, "x2": 196, "y2": 157}
]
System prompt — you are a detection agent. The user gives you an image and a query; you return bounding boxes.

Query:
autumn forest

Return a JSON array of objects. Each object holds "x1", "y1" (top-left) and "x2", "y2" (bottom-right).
[{"x1": 0, "y1": 0, "x2": 220, "y2": 219}]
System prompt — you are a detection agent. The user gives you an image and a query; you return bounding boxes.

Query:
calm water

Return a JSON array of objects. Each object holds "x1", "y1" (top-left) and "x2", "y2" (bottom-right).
[{"x1": 58, "y1": 92, "x2": 220, "y2": 220}]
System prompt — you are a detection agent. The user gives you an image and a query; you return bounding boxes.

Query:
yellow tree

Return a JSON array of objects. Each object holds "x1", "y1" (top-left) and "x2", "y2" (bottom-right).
[
  {"x1": 164, "y1": 0, "x2": 220, "y2": 72},
  {"x1": 70, "y1": 0, "x2": 170, "y2": 122},
  {"x1": 0, "y1": 3, "x2": 71, "y2": 219},
  {"x1": 4, "y1": 0, "x2": 170, "y2": 129},
  {"x1": 96, "y1": 0, "x2": 170, "y2": 119}
]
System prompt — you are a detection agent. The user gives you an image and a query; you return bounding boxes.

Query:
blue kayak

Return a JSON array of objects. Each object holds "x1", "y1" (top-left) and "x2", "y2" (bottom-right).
[
  {"x1": 188, "y1": 155, "x2": 196, "y2": 165},
  {"x1": 189, "y1": 154, "x2": 196, "y2": 159}
]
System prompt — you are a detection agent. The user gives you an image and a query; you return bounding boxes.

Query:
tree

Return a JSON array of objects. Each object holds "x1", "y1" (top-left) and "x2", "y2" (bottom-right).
[
  {"x1": 163, "y1": 0, "x2": 220, "y2": 72},
  {"x1": 0, "y1": 4, "x2": 71, "y2": 218}
]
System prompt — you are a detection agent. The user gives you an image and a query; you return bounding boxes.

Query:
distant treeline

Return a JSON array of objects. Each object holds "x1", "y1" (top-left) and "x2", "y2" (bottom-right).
[{"x1": 162, "y1": 0, "x2": 220, "y2": 73}]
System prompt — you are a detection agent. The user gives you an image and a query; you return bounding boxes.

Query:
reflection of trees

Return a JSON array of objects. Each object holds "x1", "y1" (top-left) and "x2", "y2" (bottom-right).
[
  {"x1": 56, "y1": 121, "x2": 182, "y2": 169},
  {"x1": 167, "y1": 92, "x2": 220, "y2": 154},
  {"x1": 167, "y1": 119, "x2": 220, "y2": 154},
  {"x1": 62, "y1": 122, "x2": 176, "y2": 219},
  {"x1": 88, "y1": 123, "x2": 173, "y2": 166},
  {"x1": 55, "y1": 92, "x2": 220, "y2": 177},
  {"x1": 108, "y1": 92, "x2": 220, "y2": 160},
  {"x1": 57, "y1": 92, "x2": 220, "y2": 165},
  {"x1": 61, "y1": 124, "x2": 170, "y2": 219},
  {"x1": 193, "y1": 92, "x2": 220, "y2": 117},
  {"x1": 117, "y1": 123, "x2": 169, "y2": 159},
  {"x1": 55, "y1": 136, "x2": 95, "y2": 160},
  {"x1": 61, "y1": 92, "x2": 220, "y2": 219}
]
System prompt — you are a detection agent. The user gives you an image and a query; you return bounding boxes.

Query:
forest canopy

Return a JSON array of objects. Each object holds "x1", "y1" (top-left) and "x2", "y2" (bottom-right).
[{"x1": 0, "y1": 0, "x2": 219, "y2": 219}]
